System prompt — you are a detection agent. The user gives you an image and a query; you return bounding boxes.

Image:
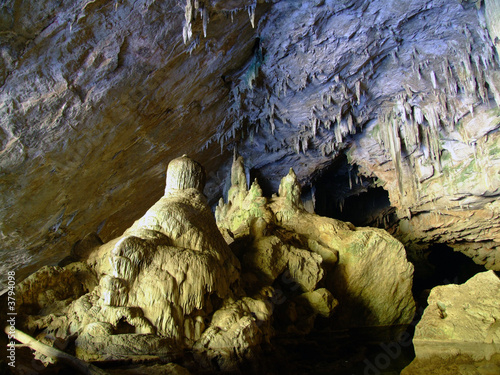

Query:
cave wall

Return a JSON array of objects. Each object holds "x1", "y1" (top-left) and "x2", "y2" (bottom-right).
[{"x1": 1, "y1": 0, "x2": 500, "y2": 288}]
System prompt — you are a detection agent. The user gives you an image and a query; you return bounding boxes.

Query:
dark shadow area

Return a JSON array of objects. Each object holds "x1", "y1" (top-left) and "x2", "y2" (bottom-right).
[
  {"x1": 311, "y1": 154, "x2": 396, "y2": 228},
  {"x1": 260, "y1": 327, "x2": 416, "y2": 375},
  {"x1": 249, "y1": 167, "x2": 275, "y2": 198},
  {"x1": 412, "y1": 243, "x2": 486, "y2": 309}
]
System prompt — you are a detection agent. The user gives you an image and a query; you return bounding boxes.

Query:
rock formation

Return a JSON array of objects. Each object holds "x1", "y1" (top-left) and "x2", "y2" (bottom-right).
[
  {"x1": 14, "y1": 155, "x2": 417, "y2": 373},
  {"x1": 2, "y1": 0, "x2": 500, "y2": 373},
  {"x1": 216, "y1": 155, "x2": 416, "y2": 330},
  {"x1": 402, "y1": 270, "x2": 500, "y2": 374},
  {"x1": 15, "y1": 156, "x2": 269, "y2": 369},
  {"x1": 413, "y1": 270, "x2": 500, "y2": 359}
]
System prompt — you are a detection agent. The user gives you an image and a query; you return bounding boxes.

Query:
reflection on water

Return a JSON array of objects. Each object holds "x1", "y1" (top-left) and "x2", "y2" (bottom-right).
[
  {"x1": 402, "y1": 352, "x2": 500, "y2": 375},
  {"x1": 259, "y1": 326, "x2": 416, "y2": 375}
]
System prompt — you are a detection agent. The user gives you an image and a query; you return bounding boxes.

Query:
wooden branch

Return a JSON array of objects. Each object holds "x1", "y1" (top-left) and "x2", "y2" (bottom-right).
[{"x1": 4, "y1": 326, "x2": 109, "y2": 375}]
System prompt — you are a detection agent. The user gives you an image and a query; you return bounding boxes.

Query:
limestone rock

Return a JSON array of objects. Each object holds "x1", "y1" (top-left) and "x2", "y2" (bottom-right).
[
  {"x1": 1, "y1": 0, "x2": 499, "y2": 300},
  {"x1": 18, "y1": 156, "x2": 244, "y2": 366},
  {"x1": 412, "y1": 270, "x2": 500, "y2": 360},
  {"x1": 269, "y1": 168, "x2": 416, "y2": 328},
  {"x1": 278, "y1": 168, "x2": 303, "y2": 209},
  {"x1": 76, "y1": 329, "x2": 178, "y2": 362},
  {"x1": 295, "y1": 288, "x2": 338, "y2": 319},
  {"x1": 88, "y1": 156, "x2": 241, "y2": 346},
  {"x1": 401, "y1": 353, "x2": 500, "y2": 375},
  {"x1": 244, "y1": 234, "x2": 324, "y2": 293},
  {"x1": 215, "y1": 156, "x2": 272, "y2": 234},
  {"x1": 286, "y1": 288, "x2": 339, "y2": 334},
  {"x1": 328, "y1": 227, "x2": 416, "y2": 327},
  {"x1": 486, "y1": 0, "x2": 500, "y2": 57},
  {"x1": 16, "y1": 264, "x2": 96, "y2": 317},
  {"x1": 217, "y1": 156, "x2": 416, "y2": 329},
  {"x1": 193, "y1": 296, "x2": 273, "y2": 372}
]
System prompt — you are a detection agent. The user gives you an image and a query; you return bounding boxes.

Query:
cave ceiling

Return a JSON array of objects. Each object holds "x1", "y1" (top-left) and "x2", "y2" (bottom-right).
[{"x1": 1, "y1": 0, "x2": 500, "y2": 288}]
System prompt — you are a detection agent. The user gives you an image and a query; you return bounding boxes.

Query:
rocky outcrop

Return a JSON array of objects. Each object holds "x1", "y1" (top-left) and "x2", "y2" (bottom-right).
[
  {"x1": 486, "y1": 0, "x2": 500, "y2": 57},
  {"x1": 216, "y1": 156, "x2": 416, "y2": 330},
  {"x1": 16, "y1": 156, "x2": 274, "y2": 370},
  {"x1": 412, "y1": 270, "x2": 500, "y2": 360},
  {"x1": 14, "y1": 155, "x2": 417, "y2": 373},
  {"x1": 402, "y1": 270, "x2": 500, "y2": 374}
]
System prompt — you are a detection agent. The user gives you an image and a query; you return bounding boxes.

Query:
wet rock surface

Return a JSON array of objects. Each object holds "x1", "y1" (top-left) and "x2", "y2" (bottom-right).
[{"x1": 412, "y1": 270, "x2": 500, "y2": 360}]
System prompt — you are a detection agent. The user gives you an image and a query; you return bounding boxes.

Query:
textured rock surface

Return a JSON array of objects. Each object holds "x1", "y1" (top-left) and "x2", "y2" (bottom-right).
[
  {"x1": 402, "y1": 353, "x2": 500, "y2": 375},
  {"x1": 14, "y1": 154, "x2": 418, "y2": 373},
  {"x1": 15, "y1": 155, "x2": 275, "y2": 371},
  {"x1": 1, "y1": 0, "x2": 500, "y2": 292},
  {"x1": 413, "y1": 270, "x2": 500, "y2": 360},
  {"x1": 216, "y1": 155, "x2": 416, "y2": 329}
]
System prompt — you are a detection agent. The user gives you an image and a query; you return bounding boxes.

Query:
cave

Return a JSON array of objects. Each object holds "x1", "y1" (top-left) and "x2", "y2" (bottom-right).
[
  {"x1": 310, "y1": 154, "x2": 396, "y2": 228},
  {"x1": 1, "y1": 0, "x2": 500, "y2": 374}
]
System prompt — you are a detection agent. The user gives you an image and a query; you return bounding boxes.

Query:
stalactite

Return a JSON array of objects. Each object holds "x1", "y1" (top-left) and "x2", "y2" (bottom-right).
[
  {"x1": 301, "y1": 135, "x2": 308, "y2": 154},
  {"x1": 340, "y1": 118, "x2": 349, "y2": 138},
  {"x1": 202, "y1": 6, "x2": 209, "y2": 38},
  {"x1": 355, "y1": 81, "x2": 362, "y2": 105},
  {"x1": 414, "y1": 106, "x2": 423, "y2": 125},
  {"x1": 391, "y1": 49, "x2": 398, "y2": 63},
  {"x1": 320, "y1": 143, "x2": 326, "y2": 157},
  {"x1": 294, "y1": 136, "x2": 300, "y2": 154},
  {"x1": 311, "y1": 117, "x2": 317, "y2": 137},
  {"x1": 486, "y1": 73, "x2": 500, "y2": 108},
  {"x1": 442, "y1": 59, "x2": 458, "y2": 96},
  {"x1": 334, "y1": 122, "x2": 342, "y2": 143},
  {"x1": 248, "y1": 3, "x2": 256, "y2": 28},
  {"x1": 430, "y1": 70, "x2": 437, "y2": 90},
  {"x1": 473, "y1": 55, "x2": 488, "y2": 104},
  {"x1": 270, "y1": 117, "x2": 275, "y2": 135},
  {"x1": 347, "y1": 112, "x2": 355, "y2": 134},
  {"x1": 423, "y1": 105, "x2": 442, "y2": 172},
  {"x1": 183, "y1": 0, "x2": 194, "y2": 44}
]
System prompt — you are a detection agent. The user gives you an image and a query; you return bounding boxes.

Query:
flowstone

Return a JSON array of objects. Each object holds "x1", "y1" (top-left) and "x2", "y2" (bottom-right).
[
  {"x1": 16, "y1": 155, "x2": 415, "y2": 373},
  {"x1": 16, "y1": 155, "x2": 272, "y2": 370},
  {"x1": 216, "y1": 155, "x2": 416, "y2": 331}
]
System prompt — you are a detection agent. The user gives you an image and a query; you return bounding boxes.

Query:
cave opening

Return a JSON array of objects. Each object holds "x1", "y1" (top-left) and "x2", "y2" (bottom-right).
[
  {"x1": 310, "y1": 154, "x2": 396, "y2": 228},
  {"x1": 412, "y1": 243, "x2": 487, "y2": 308},
  {"x1": 310, "y1": 153, "x2": 488, "y2": 319}
]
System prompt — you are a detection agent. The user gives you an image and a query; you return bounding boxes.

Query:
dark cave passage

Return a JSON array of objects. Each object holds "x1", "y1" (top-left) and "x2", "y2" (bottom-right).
[
  {"x1": 309, "y1": 154, "x2": 488, "y2": 314},
  {"x1": 412, "y1": 243, "x2": 487, "y2": 308},
  {"x1": 309, "y1": 154, "x2": 396, "y2": 228}
]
